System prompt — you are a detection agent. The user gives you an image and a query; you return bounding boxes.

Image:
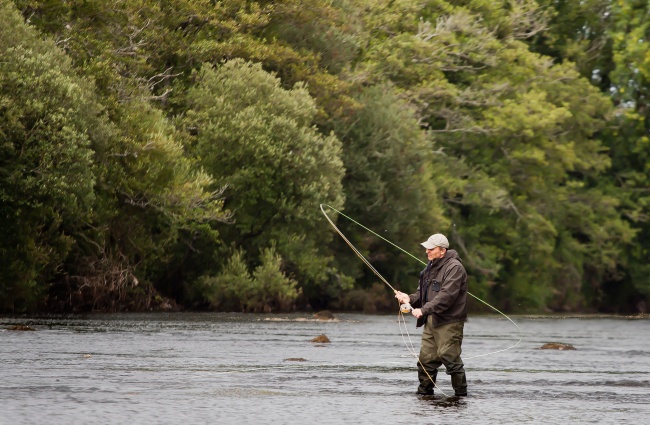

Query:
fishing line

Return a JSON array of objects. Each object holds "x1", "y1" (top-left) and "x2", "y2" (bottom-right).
[
  {"x1": 320, "y1": 203, "x2": 522, "y2": 393},
  {"x1": 319, "y1": 204, "x2": 398, "y2": 293},
  {"x1": 320, "y1": 199, "x2": 450, "y2": 395},
  {"x1": 396, "y1": 310, "x2": 451, "y2": 396}
]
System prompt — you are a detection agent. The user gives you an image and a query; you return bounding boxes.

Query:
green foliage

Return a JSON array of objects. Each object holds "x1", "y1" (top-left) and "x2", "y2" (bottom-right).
[
  {"x1": 197, "y1": 249, "x2": 251, "y2": 311},
  {"x1": 59, "y1": 95, "x2": 229, "y2": 312},
  {"x1": 4, "y1": 0, "x2": 650, "y2": 313},
  {"x1": 1, "y1": 0, "x2": 229, "y2": 312},
  {"x1": 531, "y1": 0, "x2": 650, "y2": 305},
  {"x1": 333, "y1": 282, "x2": 396, "y2": 313},
  {"x1": 12, "y1": 0, "x2": 357, "y2": 123},
  {"x1": 330, "y1": 83, "x2": 446, "y2": 288},
  {"x1": 0, "y1": 0, "x2": 101, "y2": 311},
  {"x1": 605, "y1": 0, "x2": 650, "y2": 299},
  {"x1": 181, "y1": 59, "x2": 346, "y2": 304},
  {"x1": 251, "y1": 247, "x2": 300, "y2": 312},
  {"x1": 199, "y1": 247, "x2": 299, "y2": 312},
  {"x1": 530, "y1": 0, "x2": 612, "y2": 81},
  {"x1": 353, "y1": 0, "x2": 636, "y2": 311},
  {"x1": 262, "y1": 0, "x2": 363, "y2": 74}
]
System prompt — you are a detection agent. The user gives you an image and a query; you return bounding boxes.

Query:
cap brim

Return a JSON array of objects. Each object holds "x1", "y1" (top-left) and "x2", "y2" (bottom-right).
[{"x1": 421, "y1": 241, "x2": 436, "y2": 249}]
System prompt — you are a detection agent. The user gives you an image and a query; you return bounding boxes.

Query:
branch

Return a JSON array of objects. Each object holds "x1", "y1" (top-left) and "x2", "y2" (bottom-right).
[
  {"x1": 452, "y1": 233, "x2": 499, "y2": 276},
  {"x1": 509, "y1": 0, "x2": 550, "y2": 40}
]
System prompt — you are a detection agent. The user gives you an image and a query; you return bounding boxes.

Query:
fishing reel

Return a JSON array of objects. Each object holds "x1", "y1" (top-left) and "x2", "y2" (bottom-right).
[{"x1": 400, "y1": 303, "x2": 413, "y2": 313}]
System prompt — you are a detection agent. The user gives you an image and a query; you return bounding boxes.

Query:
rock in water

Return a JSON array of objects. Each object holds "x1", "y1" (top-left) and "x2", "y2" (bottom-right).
[
  {"x1": 313, "y1": 310, "x2": 335, "y2": 320},
  {"x1": 310, "y1": 334, "x2": 331, "y2": 343},
  {"x1": 538, "y1": 342, "x2": 576, "y2": 350},
  {"x1": 7, "y1": 325, "x2": 35, "y2": 331}
]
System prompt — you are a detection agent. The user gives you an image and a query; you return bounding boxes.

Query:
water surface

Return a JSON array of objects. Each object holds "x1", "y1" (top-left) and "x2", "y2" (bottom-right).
[{"x1": 1, "y1": 313, "x2": 648, "y2": 424}]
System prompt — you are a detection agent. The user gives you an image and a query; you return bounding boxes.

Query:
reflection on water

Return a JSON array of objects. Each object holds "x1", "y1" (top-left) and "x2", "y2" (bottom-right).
[{"x1": 1, "y1": 313, "x2": 649, "y2": 424}]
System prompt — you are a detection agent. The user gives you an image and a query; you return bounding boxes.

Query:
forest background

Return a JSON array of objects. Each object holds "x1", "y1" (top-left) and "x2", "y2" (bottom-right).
[{"x1": 1, "y1": 0, "x2": 649, "y2": 315}]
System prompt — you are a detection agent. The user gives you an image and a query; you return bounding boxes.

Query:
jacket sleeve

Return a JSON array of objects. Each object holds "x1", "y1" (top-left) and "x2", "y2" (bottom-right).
[{"x1": 420, "y1": 262, "x2": 464, "y2": 315}]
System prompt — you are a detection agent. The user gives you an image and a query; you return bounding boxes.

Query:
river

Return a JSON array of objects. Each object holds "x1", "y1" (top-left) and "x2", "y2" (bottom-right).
[{"x1": 1, "y1": 313, "x2": 648, "y2": 424}]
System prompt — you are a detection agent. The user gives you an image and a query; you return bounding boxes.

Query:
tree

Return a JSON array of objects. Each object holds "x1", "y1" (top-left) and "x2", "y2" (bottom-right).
[
  {"x1": 530, "y1": 0, "x2": 650, "y2": 310},
  {"x1": 330, "y1": 83, "x2": 446, "y2": 294},
  {"x1": 0, "y1": 0, "x2": 102, "y2": 310},
  {"x1": 59, "y1": 98, "x2": 229, "y2": 312},
  {"x1": 2, "y1": 0, "x2": 230, "y2": 312},
  {"x1": 353, "y1": 0, "x2": 635, "y2": 310},
  {"x1": 12, "y1": 0, "x2": 357, "y2": 124},
  {"x1": 531, "y1": 0, "x2": 612, "y2": 84},
  {"x1": 180, "y1": 59, "x2": 346, "y2": 307},
  {"x1": 602, "y1": 0, "x2": 650, "y2": 306}
]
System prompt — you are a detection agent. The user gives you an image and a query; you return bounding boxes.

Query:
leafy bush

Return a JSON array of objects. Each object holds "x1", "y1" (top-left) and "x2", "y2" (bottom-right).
[{"x1": 199, "y1": 247, "x2": 299, "y2": 312}]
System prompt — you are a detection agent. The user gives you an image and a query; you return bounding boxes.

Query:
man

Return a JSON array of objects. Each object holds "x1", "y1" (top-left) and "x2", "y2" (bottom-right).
[{"x1": 395, "y1": 233, "x2": 468, "y2": 397}]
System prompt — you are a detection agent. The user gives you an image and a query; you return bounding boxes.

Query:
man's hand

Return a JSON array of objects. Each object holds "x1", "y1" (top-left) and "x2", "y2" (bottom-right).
[
  {"x1": 394, "y1": 290, "x2": 410, "y2": 304},
  {"x1": 412, "y1": 308, "x2": 423, "y2": 318}
]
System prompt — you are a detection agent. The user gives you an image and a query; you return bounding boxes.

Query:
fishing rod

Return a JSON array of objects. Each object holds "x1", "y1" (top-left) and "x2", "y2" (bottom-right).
[
  {"x1": 320, "y1": 203, "x2": 521, "y2": 361},
  {"x1": 319, "y1": 204, "x2": 398, "y2": 293}
]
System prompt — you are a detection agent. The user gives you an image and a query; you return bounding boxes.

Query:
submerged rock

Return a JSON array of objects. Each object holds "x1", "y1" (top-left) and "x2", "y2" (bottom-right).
[
  {"x1": 538, "y1": 342, "x2": 576, "y2": 350},
  {"x1": 310, "y1": 334, "x2": 331, "y2": 343},
  {"x1": 7, "y1": 325, "x2": 35, "y2": 331},
  {"x1": 313, "y1": 310, "x2": 335, "y2": 320}
]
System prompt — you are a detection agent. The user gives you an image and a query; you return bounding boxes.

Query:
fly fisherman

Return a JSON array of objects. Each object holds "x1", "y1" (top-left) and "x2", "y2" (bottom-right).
[{"x1": 395, "y1": 233, "x2": 468, "y2": 397}]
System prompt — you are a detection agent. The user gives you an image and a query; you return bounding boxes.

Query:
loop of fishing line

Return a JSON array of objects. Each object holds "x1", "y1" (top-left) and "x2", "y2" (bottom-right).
[
  {"x1": 396, "y1": 308, "x2": 450, "y2": 396},
  {"x1": 320, "y1": 203, "x2": 522, "y2": 367}
]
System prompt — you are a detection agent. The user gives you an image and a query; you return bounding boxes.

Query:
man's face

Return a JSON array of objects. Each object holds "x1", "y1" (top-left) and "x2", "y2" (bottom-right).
[{"x1": 425, "y1": 246, "x2": 445, "y2": 261}]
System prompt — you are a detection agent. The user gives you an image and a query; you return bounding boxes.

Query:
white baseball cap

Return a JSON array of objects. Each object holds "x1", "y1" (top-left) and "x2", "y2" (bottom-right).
[{"x1": 421, "y1": 233, "x2": 449, "y2": 249}]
